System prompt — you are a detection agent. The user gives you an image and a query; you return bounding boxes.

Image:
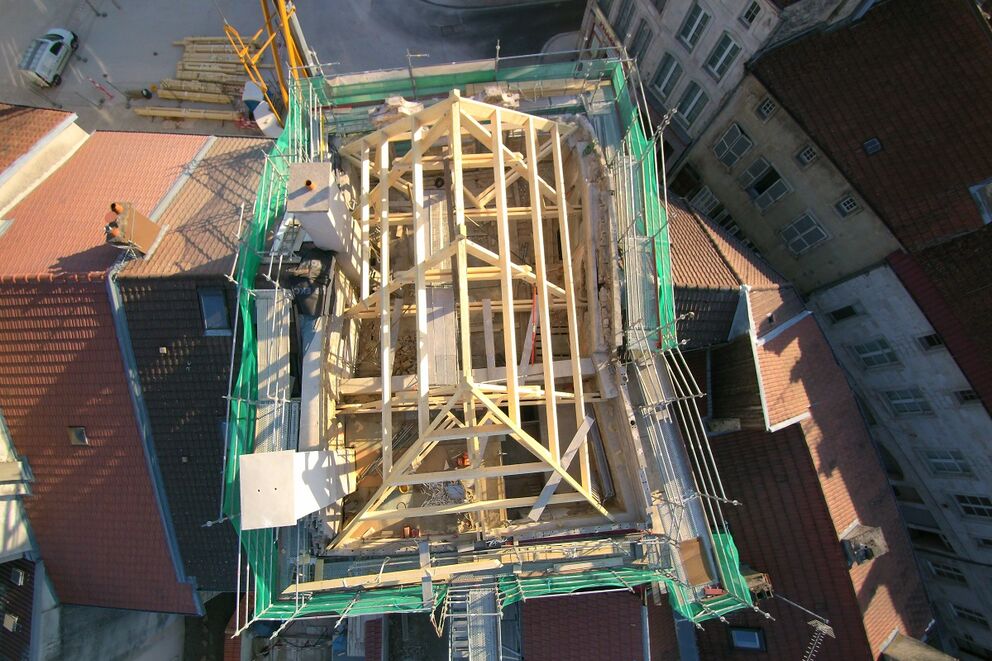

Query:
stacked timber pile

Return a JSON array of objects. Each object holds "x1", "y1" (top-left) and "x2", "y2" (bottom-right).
[{"x1": 133, "y1": 36, "x2": 260, "y2": 123}]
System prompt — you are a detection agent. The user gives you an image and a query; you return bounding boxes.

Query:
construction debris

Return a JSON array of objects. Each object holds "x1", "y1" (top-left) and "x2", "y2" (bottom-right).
[
  {"x1": 473, "y1": 85, "x2": 521, "y2": 109},
  {"x1": 369, "y1": 96, "x2": 424, "y2": 128}
]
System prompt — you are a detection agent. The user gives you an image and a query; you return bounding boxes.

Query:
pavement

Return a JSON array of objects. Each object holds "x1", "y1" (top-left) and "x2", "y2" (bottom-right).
[{"x1": 0, "y1": 0, "x2": 584, "y2": 135}]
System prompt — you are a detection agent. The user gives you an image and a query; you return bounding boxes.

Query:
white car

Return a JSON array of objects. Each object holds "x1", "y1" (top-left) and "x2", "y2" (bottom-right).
[{"x1": 18, "y1": 28, "x2": 78, "y2": 87}]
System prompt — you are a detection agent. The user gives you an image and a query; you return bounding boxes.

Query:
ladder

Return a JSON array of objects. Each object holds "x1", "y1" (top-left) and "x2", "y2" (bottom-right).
[{"x1": 447, "y1": 584, "x2": 501, "y2": 661}]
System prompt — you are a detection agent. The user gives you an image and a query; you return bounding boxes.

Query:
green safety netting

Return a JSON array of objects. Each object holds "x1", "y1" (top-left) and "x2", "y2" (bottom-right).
[{"x1": 222, "y1": 59, "x2": 738, "y2": 623}]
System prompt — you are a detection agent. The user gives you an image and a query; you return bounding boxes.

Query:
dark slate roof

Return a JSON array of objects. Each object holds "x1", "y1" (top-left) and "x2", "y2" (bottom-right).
[
  {"x1": 753, "y1": 0, "x2": 992, "y2": 251},
  {"x1": 0, "y1": 558, "x2": 35, "y2": 661}
]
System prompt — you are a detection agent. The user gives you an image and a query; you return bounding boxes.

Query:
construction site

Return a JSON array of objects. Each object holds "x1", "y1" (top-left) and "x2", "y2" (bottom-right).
[{"x1": 218, "y1": 27, "x2": 767, "y2": 656}]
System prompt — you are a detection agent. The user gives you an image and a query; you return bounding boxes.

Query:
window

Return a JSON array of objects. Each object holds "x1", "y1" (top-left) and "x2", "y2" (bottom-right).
[
  {"x1": 929, "y1": 561, "x2": 967, "y2": 584},
  {"x1": 796, "y1": 145, "x2": 818, "y2": 166},
  {"x1": 677, "y1": 2, "x2": 711, "y2": 50},
  {"x1": 970, "y1": 178, "x2": 992, "y2": 224},
  {"x1": 11, "y1": 567, "x2": 26, "y2": 586},
  {"x1": 952, "y1": 604, "x2": 990, "y2": 628},
  {"x1": 977, "y1": 537, "x2": 992, "y2": 550},
  {"x1": 891, "y1": 484, "x2": 923, "y2": 504},
  {"x1": 651, "y1": 0, "x2": 666, "y2": 13},
  {"x1": 675, "y1": 81, "x2": 709, "y2": 129},
  {"x1": 781, "y1": 212, "x2": 828, "y2": 254},
  {"x1": 863, "y1": 137, "x2": 883, "y2": 155},
  {"x1": 884, "y1": 388, "x2": 932, "y2": 415},
  {"x1": 49, "y1": 42, "x2": 63, "y2": 56},
  {"x1": 713, "y1": 123, "x2": 753, "y2": 167},
  {"x1": 917, "y1": 333, "x2": 945, "y2": 351},
  {"x1": 705, "y1": 33, "x2": 741, "y2": 80},
  {"x1": 597, "y1": 0, "x2": 614, "y2": 15},
  {"x1": 613, "y1": 0, "x2": 635, "y2": 38},
  {"x1": 955, "y1": 389, "x2": 980, "y2": 405},
  {"x1": 908, "y1": 526, "x2": 953, "y2": 552},
  {"x1": 651, "y1": 53, "x2": 682, "y2": 101},
  {"x1": 924, "y1": 449, "x2": 972, "y2": 476},
  {"x1": 956, "y1": 638, "x2": 992, "y2": 659},
  {"x1": 755, "y1": 96, "x2": 777, "y2": 120},
  {"x1": 852, "y1": 337, "x2": 899, "y2": 368},
  {"x1": 690, "y1": 186, "x2": 720, "y2": 216},
  {"x1": 956, "y1": 495, "x2": 992, "y2": 519},
  {"x1": 67, "y1": 426, "x2": 88, "y2": 446},
  {"x1": 835, "y1": 195, "x2": 861, "y2": 217},
  {"x1": 199, "y1": 288, "x2": 231, "y2": 336},
  {"x1": 738, "y1": 157, "x2": 791, "y2": 210},
  {"x1": 827, "y1": 304, "x2": 859, "y2": 323},
  {"x1": 730, "y1": 627, "x2": 765, "y2": 651},
  {"x1": 629, "y1": 20, "x2": 653, "y2": 63},
  {"x1": 740, "y1": 1, "x2": 761, "y2": 27},
  {"x1": 3, "y1": 614, "x2": 18, "y2": 633}
]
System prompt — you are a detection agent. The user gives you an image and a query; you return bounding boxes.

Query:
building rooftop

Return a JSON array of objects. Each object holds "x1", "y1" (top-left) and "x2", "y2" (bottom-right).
[
  {"x1": 0, "y1": 104, "x2": 74, "y2": 176},
  {"x1": 0, "y1": 131, "x2": 208, "y2": 279},
  {"x1": 753, "y1": 0, "x2": 992, "y2": 251}
]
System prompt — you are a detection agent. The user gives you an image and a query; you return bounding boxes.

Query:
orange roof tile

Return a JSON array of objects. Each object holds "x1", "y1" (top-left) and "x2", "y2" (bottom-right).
[
  {"x1": 0, "y1": 132, "x2": 209, "y2": 279},
  {"x1": 122, "y1": 137, "x2": 269, "y2": 278},
  {"x1": 0, "y1": 104, "x2": 74, "y2": 175}
]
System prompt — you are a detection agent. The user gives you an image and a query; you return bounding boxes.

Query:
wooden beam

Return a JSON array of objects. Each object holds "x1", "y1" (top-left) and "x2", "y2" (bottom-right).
[
  {"x1": 524, "y1": 116, "x2": 560, "y2": 461},
  {"x1": 345, "y1": 239, "x2": 461, "y2": 316},
  {"x1": 551, "y1": 124, "x2": 592, "y2": 489},
  {"x1": 359, "y1": 144, "x2": 371, "y2": 301},
  {"x1": 458, "y1": 96, "x2": 556, "y2": 132},
  {"x1": 424, "y1": 424, "x2": 512, "y2": 442},
  {"x1": 341, "y1": 95, "x2": 456, "y2": 155},
  {"x1": 411, "y1": 115, "x2": 430, "y2": 435},
  {"x1": 379, "y1": 140, "x2": 393, "y2": 474},
  {"x1": 464, "y1": 240, "x2": 567, "y2": 299},
  {"x1": 285, "y1": 557, "x2": 503, "y2": 594},
  {"x1": 365, "y1": 492, "x2": 587, "y2": 520},
  {"x1": 384, "y1": 206, "x2": 578, "y2": 226},
  {"x1": 482, "y1": 299, "x2": 496, "y2": 371},
  {"x1": 477, "y1": 140, "x2": 554, "y2": 208},
  {"x1": 330, "y1": 386, "x2": 468, "y2": 548},
  {"x1": 347, "y1": 297, "x2": 576, "y2": 320},
  {"x1": 471, "y1": 386, "x2": 612, "y2": 520},
  {"x1": 490, "y1": 108, "x2": 520, "y2": 424},
  {"x1": 391, "y1": 461, "x2": 550, "y2": 486},
  {"x1": 527, "y1": 416, "x2": 593, "y2": 521}
]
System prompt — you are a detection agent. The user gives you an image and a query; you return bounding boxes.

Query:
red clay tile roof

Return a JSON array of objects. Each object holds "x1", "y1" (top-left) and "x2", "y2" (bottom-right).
[
  {"x1": 706, "y1": 308, "x2": 930, "y2": 658},
  {"x1": 669, "y1": 196, "x2": 786, "y2": 290},
  {"x1": 122, "y1": 137, "x2": 269, "y2": 278},
  {"x1": 889, "y1": 247, "x2": 992, "y2": 415},
  {"x1": 0, "y1": 132, "x2": 208, "y2": 279},
  {"x1": 0, "y1": 280, "x2": 198, "y2": 613},
  {"x1": 0, "y1": 104, "x2": 74, "y2": 176},
  {"x1": 753, "y1": 0, "x2": 992, "y2": 251},
  {"x1": 522, "y1": 591, "x2": 678, "y2": 661}
]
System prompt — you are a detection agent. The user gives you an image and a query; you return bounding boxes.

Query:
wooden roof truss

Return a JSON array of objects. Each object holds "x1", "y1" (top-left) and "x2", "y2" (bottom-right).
[{"x1": 332, "y1": 92, "x2": 609, "y2": 548}]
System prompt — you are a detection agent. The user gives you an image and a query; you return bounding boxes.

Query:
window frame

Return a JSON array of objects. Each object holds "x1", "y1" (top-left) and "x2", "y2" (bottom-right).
[
  {"x1": 755, "y1": 96, "x2": 777, "y2": 121},
  {"x1": 795, "y1": 144, "x2": 818, "y2": 167},
  {"x1": 597, "y1": 0, "x2": 615, "y2": 17},
  {"x1": 705, "y1": 32, "x2": 742, "y2": 80},
  {"x1": 675, "y1": 81, "x2": 709, "y2": 129},
  {"x1": 952, "y1": 603, "x2": 990, "y2": 629},
  {"x1": 729, "y1": 627, "x2": 766, "y2": 651},
  {"x1": 851, "y1": 336, "x2": 899, "y2": 368},
  {"x1": 780, "y1": 211, "x2": 828, "y2": 255},
  {"x1": 922, "y1": 448, "x2": 972, "y2": 477},
  {"x1": 916, "y1": 333, "x2": 945, "y2": 352},
  {"x1": 954, "y1": 389, "x2": 980, "y2": 405},
  {"x1": 739, "y1": 1, "x2": 761, "y2": 27},
  {"x1": 883, "y1": 387, "x2": 933, "y2": 416},
  {"x1": 956, "y1": 494, "x2": 992, "y2": 520},
  {"x1": 650, "y1": 52, "x2": 683, "y2": 102},
  {"x1": 827, "y1": 304, "x2": 860, "y2": 324},
  {"x1": 198, "y1": 287, "x2": 232, "y2": 337},
  {"x1": 613, "y1": 0, "x2": 635, "y2": 39},
  {"x1": 928, "y1": 560, "x2": 967, "y2": 584},
  {"x1": 629, "y1": 19, "x2": 653, "y2": 64},
  {"x1": 835, "y1": 195, "x2": 861, "y2": 217},
  {"x1": 67, "y1": 426, "x2": 89, "y2": 446},
  {"x1": 712, "y1": 123, "x2": 753, "y2": 168},
  {"x1": 677, "y1": 2, "x2": 711, "y2": 51}
]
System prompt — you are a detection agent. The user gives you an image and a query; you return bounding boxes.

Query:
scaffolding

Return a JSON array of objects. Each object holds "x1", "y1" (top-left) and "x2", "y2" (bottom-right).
[{"x1": 221, "y1": 53, "x2": 757, "y2": 636}]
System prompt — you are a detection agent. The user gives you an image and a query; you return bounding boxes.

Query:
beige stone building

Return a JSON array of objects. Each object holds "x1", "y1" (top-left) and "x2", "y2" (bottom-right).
[{"x1": 670, "y1": 73, "x2": 901, "y2": 291}]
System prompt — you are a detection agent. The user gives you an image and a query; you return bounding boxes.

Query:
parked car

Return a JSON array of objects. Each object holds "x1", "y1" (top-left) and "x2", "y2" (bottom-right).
[{"x1": 18, "y1": 29, "x2": 78, "y2": 87}]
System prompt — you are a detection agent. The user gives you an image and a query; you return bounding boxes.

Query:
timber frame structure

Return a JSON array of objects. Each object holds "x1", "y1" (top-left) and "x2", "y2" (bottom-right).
[
  {"x1": 221, "y1": 54, "x2": 764, "y2": 640},
  {"x1": 330, "y1": 91, "x2": 608, "y2": 547}
]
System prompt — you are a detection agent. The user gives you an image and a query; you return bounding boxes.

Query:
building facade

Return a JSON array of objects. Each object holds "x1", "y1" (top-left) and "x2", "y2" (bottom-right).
[{"x1": 810, "y1": 265, "x2": 992, "y2": 659}]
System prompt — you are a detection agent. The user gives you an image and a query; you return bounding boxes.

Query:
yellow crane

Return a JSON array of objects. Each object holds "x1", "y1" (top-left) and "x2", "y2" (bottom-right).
[{"x1": 223, "y1": 0, "x2": 313, "y2": 126}]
